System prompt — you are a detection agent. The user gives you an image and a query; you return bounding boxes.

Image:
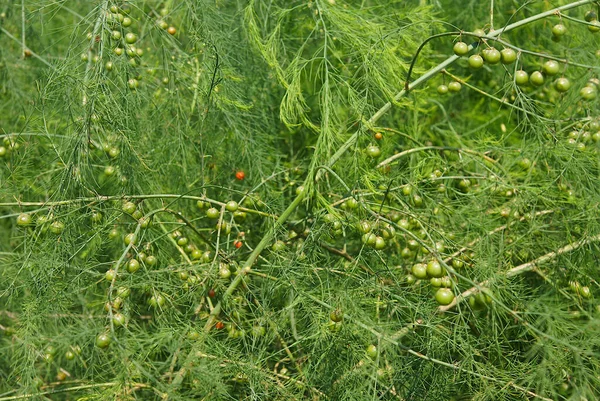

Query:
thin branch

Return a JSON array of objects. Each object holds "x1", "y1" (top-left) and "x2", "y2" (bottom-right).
[
  {"x1": 490, "y1": 0, "x2": 495, "y2": 30},
  {"x1": 376, "y1": 145, "x2": 501, "y2": 170},
  {"x1": 443, "y1": 210, "x2": 554, "y2": 263},
  {"x1": 0, "y1": 27, "x2": 54, "y2": 69},
  {"x1": 0, "y1": 383, "x2": 119, "y2": 401},
  {"x1": 300, "y1": 290, "x2": 552, "y2": 401},
  {"x1": 319, "y1": 241, "x2": 373, "y2": 274},
  {"x1": 0, "y1": 194, "x2": 276, "y2": 218},
  {"x1": 439, "y1": 233, "x2": 600, "y2": 312},
  {"x1": 20, "y1": 0, "x2": 25, "y2": 56}
]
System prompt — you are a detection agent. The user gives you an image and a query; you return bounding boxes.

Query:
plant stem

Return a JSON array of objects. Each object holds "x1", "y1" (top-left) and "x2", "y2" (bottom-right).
[
  {"x1": 490, "y1": 0, "x2": 495, "y2": 30},
  {"x1": 0, "y1": 194, "x2": 275, "y2": 218},
  {"x1": 0, "y1": 383, "x2": 118, "y2": 401},
  {"x1": 330, "y1": 0, "x2": 595, "y2": 174},
  {"x1": 441, "y1": 69, "x2": 561, "y2": 121},
  {"x1": 301, "y1": 291, "x2": 552, "y2": 401},
  {"x1": 0, "y1": 27, "x2": 53, "y2": 69},
  {"x1": 203, "y1": 190, "x2": 306, "y2": 331},
  {"x1": 439, "y1": 233, "x2": 600, "y2": 312},
  {"x1": 376, "y1": 146, "x2": 500, "y2": 170},
  {"x1": 20, "y1": 0, "x2": 25, "y2": 57},
  {"x1": 171, "y1": 191, "x2": 307, "y2": 388},
  {"x1": 443, "y1": 210, "x2": 554, "y2": 264}
]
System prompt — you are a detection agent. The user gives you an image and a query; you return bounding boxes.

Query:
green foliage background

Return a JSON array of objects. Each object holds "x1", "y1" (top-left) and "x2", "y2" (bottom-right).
[{"x1": 1, "y1": 0, "x2": 600, "y2": 400}]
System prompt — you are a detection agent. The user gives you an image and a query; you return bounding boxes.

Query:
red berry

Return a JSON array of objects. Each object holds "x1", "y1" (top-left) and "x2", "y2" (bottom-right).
[
  {"x1": 215, "y1": 321, "x2": 224, "y2": 329},
  {"x1": 235, "y1": 171, "x2": 245, "y2": 180},
  {"x1": 374, "y1": 132, "x2": 383, "y2": 140},
  {"x1": 234, "y1": 240, "x2": 243, "y2": 249},
  {"x1": 208, "y1": 289, "x2": 216, "y2": 298}
]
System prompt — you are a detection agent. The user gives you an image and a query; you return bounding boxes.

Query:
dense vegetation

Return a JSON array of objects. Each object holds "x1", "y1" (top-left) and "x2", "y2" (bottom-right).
[{"x1": 1, "y1": 0, "x2": 600, "y2": 400}]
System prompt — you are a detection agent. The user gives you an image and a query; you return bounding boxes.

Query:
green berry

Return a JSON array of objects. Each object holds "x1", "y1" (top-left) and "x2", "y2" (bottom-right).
[
  {"x1": 580, "y1": 85, "x2": 597, "y2": 100},
  {"x1": 468, "y1": 54, "x2": 484, "y2": 69},
  {"x1": 585, "y1": 10, "x2": 597, "y2": 22},
  {"x1": 365, "y1": 145, "x2": 381, "y2": 158},
  {"x1": 514, "y1": 70, "x2": 529, "y2": 86},
  {"x1": 366, "y1": 344, "x2": 378, "y2": 359},
  {"x1": 17, "y1": 213, "x2": 33, "y2": 226},
  {"x1": 482, "y1": 47, "x2": 501, "y2": 64},
  {"x1": 125, "y1": 32, "x2": 137, "y2": 44},
  {"x1": 206, "y1": 207, "x2": 220, "y2": 219},
  {"x1": 530, "y1": 71, "x2": 545, "y2": 86},
  {"x1": 448, "y1": 81, "x2": 462, "y2": 92},
  {"x1": 542, "y1": 60, "x2": 560, "y2": 76},
  {"x1": 96, "y1": 333, "x2": 111, "y2": 348},
  {"x1": 552, "y1": 24, "x2": 567, "y2": 37},
  {"x1": 554, "y1": 77, "x2": 571, "y2": 93},
  {"x1": 226, "y1": 201, "x2": 239, "y2": 212},
  {"x1": 453, "y1": 41, "x2": 469, "y2": 56},
  {"x1": 435, "y1": 288, "x2": 455, "y2": 305},
  {"x1": 500, "y1": 48, "x2": 517, "y2": 64}
]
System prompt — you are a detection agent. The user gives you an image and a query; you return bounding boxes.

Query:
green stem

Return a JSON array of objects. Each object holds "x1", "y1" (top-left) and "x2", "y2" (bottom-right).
[
  {"x1": 376, "y1": 145, "x2": 500, "y2": 170},
  {"x1": 489, "y1": 35, "x2": 599, "y2": 70},
  {"x1": 441, "y1": 69, "x2": 575, "y2": 121},
  {"x1": 299, "y1": 291, "x2": 551, "y2": 401},
  {"x1": 0, "y1": 382, "x2": 118, "y2": 401},
  {"x1": 0, "y1": 27, "x2": 54, "y2": 69},
  {"x1": 331, "y1": 0, "x2": 596, "y2": 174},
  {"x1": 203, "y1": 190, "x2": 306, "y2": 331},
  {"x1": 20, "y1": 0, "x2": 25, "y2": 56},
  {"x1": 439, "y1": 233, "x2": 600, "y2": 312},
  {"x1": 0, "y1": 194, "x2": 275, "y2": 218},
  {"x1": 171, "y1": 191, "x2": 306, "y2": 388}
]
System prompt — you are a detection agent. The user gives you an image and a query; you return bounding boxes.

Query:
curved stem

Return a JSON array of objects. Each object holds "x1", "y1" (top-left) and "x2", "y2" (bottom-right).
[
  {"x1": 371, "y1": 126, "x2": 424, "y2": 146},
  {"x1": 329, "y1": 0, "x2": 595, "y2": 175},
  {"x1": 559, "y1": 12, "x2": 600, "y2": 28},
  {"x1": 404, "y1": 31, "x2": 464, "y2": 91},
  {"x1": 376, "y1": 145, "x2": 500, "y2": 170}
]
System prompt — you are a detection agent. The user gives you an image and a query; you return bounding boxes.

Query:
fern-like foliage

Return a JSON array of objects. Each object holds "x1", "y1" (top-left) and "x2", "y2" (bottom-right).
[{"x1": 1, "y1": 1, "x2": 600, "y2": 400}]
